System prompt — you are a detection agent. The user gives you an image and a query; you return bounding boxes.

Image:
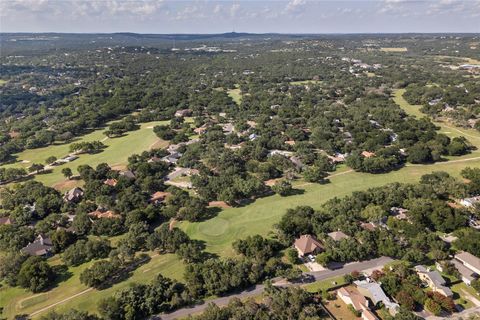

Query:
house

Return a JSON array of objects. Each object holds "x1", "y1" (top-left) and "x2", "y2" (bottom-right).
[
  {"x1": 293, "y1": 234, "x2": 324, "y2": 257},
  {"x1": 290, "y1": 156, "x2": 304, "y2": 169},
  {"x1": 222, "y1": 123, "x2": 235, "y2": 134},
  {"x1": 355, "y1": 280, "x2": 399, "y2": 316},
  {"x1": 104, "y1": 178, "x2": 118, "y2": 187},
  {"x1": 414, "y1": 265, "x2": 453, "y2": 297},
  {"x1": 268, "y1": 150, "x2": 294, "y2": 157},
  {"x1": 63, "y1": 187, "x2": 84, "y2": 203},
  {"x1": 337, "y1": 287, "x2": 379, "y2": 320},
  {"x1": 328, "y1": 153, "x2": 346, "y2": 163},
  {"x1": 22, "y1": 234, "x2": 53, "y2": 256},
  {"x1": 460, "y1": 196, "x2": 480, "y2": 208},
  {"x1": 194, "y1": 126, "x2": 207, "y2": 135},
  {"x1": 161, "y1": 155, "x2": 180, "y2": 164},
  {"x1": 360, "y1": 222, "x2": 377, "y2": 231},
  {"x1": 0, "y1": 216, "x2": 12, "y2": 225},
  {"x1": 148, "y1": 156, "x2": 162, "y2": 163},
  {"x1": 361, "y1": 151, "x2": 375, "y2": 158},
  {"x1": 88, "y1": 210, "x2": 121, "y2": 219},
  {"x1": 455, "y1": 251, "x2": 480, "y2": 275},
  {"x1": 150, "y1": 191, "x2": 172, "y2": 204},
  {"x1": 451, "y1": 260, "x2": 478, "y2": 286},
  {"x1": 390, "y1": 207, "x2": 409, "y2": 220},
  {"x1": 174, "y1": 109, "x2": 192, "y2": 118},
  {"x1": 328, "y1": 231, "x2": 350, "y2": 241},
  {"x1": 119, "y1": 170, "x2": 135, "y2": 179}
]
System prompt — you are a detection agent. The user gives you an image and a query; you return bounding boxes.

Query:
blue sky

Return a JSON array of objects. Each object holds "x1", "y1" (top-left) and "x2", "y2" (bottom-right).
[{"x1": 1, "y1": 0, "x2": 479, "y2": 33}]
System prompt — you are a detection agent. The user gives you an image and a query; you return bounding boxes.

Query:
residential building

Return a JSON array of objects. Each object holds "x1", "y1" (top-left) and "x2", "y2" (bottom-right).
[
  {"x1": 150, "y1": 191, "x2": 172, "y2": 204},
  {"x1": 119, "y1": 170, "x2": 135, "y2": 179},
  {"x1": 0, "y1": 216, "x2": 12, "y2": 225},
  {"x1": 354, "y1": 280, "x2": 399, "y2": 316},
  {"x1": 88, "y1": 210, "x2": 121, "y2": 219},
  {"x1": 293, "y1": 234, "x2": 324, "y2": 257},
  {"x1": 22, "y1": 234, "x2": 53, "y2": 256},
  {"x1": 460, "y1": 196, "x2": 480, "y2": 208},
  {"x1": 414, "y1": 265, "x2": 453, "y2": 297},
  {"x1": 104, "y1": 178, "x2": 118, "y2": 187},
  {"x1": 451, "y1": 260, "x2": 477, "y2": 286},
  {"x1": 328, "y1": 231, "x2": 350, "y2": 241},
  {"x1": 174, "y1": 109, "x2": 192, "y2": 118},
  {"x1": 455, "y1": 251, "x2": 480, "y2": 275},
  {"x1": 63, "y1": 187, "x2": 84, "y2": 203},
  {"x1": 337, "y1": 287, "x2": 379, "y2": 320}
]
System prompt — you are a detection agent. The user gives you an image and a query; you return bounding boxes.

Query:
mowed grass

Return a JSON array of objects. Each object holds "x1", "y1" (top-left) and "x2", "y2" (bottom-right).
[
  {"x1": 180, "y1": 91, "x2": 480, "y2": 257},
  {"x1": 380, "y1": 47, "x2": 408, "y2": 52},
  {"x1": 227, "y1": 88, "x2": 242, "y2": 105},
  {"x1": 2, "y1": 121, "x2": 168, "y2": 189},
  {"x1": 1, "y1": 253, "x2": 184, "y2": 319}
]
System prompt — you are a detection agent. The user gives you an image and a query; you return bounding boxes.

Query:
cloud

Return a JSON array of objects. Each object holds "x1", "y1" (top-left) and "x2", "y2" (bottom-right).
[
  {"x1": 283, "y1": 0, "x2": 307, "y2": 15},
  {"x1": 1, "y1": 0, "x2": 165, "y2": 18}
]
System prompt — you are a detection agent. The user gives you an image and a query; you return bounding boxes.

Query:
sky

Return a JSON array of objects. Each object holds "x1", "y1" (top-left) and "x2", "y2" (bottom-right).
[{"x1": 0, "y1": 0, "x2": 479, "y2": 34}]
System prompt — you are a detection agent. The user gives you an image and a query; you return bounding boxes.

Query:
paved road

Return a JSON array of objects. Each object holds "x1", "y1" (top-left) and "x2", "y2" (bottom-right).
[{"x1": 154, "y1": 256, "x2": 393, "y2": 320}]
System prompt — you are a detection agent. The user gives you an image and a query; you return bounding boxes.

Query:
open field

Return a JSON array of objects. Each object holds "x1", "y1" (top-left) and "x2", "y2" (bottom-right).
[
  {"x1": 227, "y1": 88, "x2": 242, "y2": 105},
  {"x1": 380, "y1": 47, "x2": 408, "y2": 52},
  {"x1": 1, "y1": 121, "x2": 168, "y2": 189},
  {"x1": 1, "y1": 253, "x2": 183, "y2": 318}
]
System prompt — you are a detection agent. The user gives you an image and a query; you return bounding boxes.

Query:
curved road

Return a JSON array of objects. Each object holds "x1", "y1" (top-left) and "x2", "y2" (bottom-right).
[{"x1": 153, "y1": 256, "x2": 393, "y2": 320}]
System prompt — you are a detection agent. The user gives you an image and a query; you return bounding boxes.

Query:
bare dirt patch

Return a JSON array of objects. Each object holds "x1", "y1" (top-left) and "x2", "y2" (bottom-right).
[
  {"x1": 149, "y1": 139, "x2": 168, "y2": 150},
  {"x1": 52, "y1": 179, "x2": 83, "y2": 192},
  {"x1": 208, "y1": 201, "x2": 231, "y2": 209}
]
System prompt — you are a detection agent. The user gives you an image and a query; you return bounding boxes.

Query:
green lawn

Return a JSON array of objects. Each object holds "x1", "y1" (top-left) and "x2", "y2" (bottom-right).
[
  {"x1": 2, "y1": 121, "x2": 168, "y2": 189},
  {"x1": 0, "y1": 79, "x2": 7, "y2": 86},
  {"x1": 1, "y1": 253, "x2": 183, "y2": 319},
  {"x1": 303, "y1": 276, "x2": 347, "y2": 293},
  {"x1": 227, "y1": 88, "x2": 242, "y2": 105}
]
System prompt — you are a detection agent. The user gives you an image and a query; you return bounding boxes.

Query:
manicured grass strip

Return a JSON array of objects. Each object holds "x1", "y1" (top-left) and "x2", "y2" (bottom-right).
[{"x1": 303, "y1": 276, "x2": 347, "y2": 293}]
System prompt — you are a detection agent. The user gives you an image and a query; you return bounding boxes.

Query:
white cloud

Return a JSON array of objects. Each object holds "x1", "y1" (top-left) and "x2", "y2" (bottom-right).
[{"x1": 283, "y1": 0, "x2": 307, "y2": 15}]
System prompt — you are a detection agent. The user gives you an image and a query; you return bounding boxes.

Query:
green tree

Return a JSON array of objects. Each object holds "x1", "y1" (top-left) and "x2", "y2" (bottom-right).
[
  {"x1": 17, "y1": 256, "x2": 55, "y2": 292},
  {"x1": 62, "y1": 167, "x2": 73, "y2": 180}
]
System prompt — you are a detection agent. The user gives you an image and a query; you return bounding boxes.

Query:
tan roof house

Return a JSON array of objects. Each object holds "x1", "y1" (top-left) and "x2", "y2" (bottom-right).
[
  {"x1": 337, "y1": 287, "x2": 378, "y2": 320},
  {"x1": 0, "y1": 216, "x2": 12, "y2": 225},
  {"x1": 294, "y1": 234, "x2": 324, "y2": 257},
  {"x1": 328, "y1": 231, "x2": 350, "y2": 241},
  {"x1": 150, "y1": 191, "x2": 172, "y2": 204}
]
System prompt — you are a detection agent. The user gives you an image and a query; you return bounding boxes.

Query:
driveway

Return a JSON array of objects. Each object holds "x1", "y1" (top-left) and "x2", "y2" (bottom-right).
[
  {"x1": 153, "y1": 256, "x2": 393, "y2": 320},
  {"x1": 304, "y1": 262, "x2": 326, "y2": 272}
]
